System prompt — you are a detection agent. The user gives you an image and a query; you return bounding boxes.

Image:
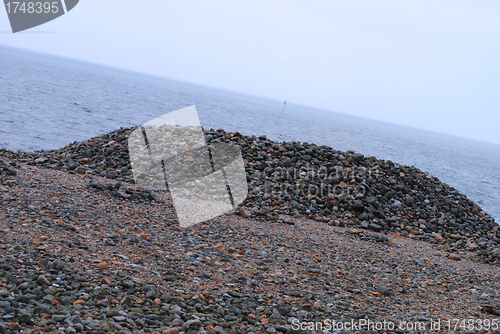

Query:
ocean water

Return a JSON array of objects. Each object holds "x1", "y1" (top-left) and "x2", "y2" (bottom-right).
[{"x1": 1, "y1": 45, "x2": 499, "y2": 223}]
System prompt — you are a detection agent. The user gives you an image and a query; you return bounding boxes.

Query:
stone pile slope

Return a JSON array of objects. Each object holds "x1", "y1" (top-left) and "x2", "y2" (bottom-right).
[
  {"x1": 0, "y1": 165, "x2": 499, "y2": 333},
  {"x1": 1, "y1": 126, "x2": 499, "y2": 264}
]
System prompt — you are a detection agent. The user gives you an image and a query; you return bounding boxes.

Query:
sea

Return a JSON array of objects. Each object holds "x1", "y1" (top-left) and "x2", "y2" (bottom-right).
[{"x1": 1, "y1": 45, "x2": 499, "y2": 224}]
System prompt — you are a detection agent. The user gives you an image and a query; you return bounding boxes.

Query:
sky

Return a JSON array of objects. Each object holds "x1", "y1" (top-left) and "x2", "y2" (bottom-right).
[{"x1": 1, "y1": 0, "x2": 499, "y2": 145}]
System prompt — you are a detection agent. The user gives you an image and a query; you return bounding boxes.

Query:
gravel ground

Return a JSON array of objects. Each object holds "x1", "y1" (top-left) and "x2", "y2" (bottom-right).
[{"x1": 1, "y1": 162, "x2": 500, "y2": 334}]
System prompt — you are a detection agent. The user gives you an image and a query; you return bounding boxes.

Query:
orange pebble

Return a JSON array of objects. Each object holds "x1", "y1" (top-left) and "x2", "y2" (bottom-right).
[{"x1": 73, "y1": 299, "x2": 86, "y2": 306}]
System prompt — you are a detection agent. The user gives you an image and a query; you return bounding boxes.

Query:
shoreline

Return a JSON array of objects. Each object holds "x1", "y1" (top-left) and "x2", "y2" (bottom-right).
[{"x1": 1, "y1": 126, "x2": 498, "y2": 249}]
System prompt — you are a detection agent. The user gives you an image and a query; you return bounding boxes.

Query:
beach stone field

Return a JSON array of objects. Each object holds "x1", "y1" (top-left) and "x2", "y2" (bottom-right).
[{"x1": 1, "y1": 127, "x2": 499, "y2": 334}]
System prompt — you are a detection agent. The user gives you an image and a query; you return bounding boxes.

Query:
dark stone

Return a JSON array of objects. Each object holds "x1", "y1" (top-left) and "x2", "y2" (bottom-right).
[
  {"x1": 52, "y1": 259, "x2": 65, "y2": 270},
  {"x1": 369, "y1": 223, "x2": 383, "y2": 232},
  {"x1": 352, "y1": 200, "x2": 364, "y2": 210}
]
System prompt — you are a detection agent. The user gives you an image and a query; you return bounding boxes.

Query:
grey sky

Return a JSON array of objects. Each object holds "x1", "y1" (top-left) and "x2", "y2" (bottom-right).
[{"x1": 1, "y1": 0, "x2": 499, "y2": 145}]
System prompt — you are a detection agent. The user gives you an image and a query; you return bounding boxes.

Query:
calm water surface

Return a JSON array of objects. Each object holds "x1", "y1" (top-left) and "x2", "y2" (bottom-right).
[{"x1": 1, "y1": 46, "x2": 499, "y2": 223}]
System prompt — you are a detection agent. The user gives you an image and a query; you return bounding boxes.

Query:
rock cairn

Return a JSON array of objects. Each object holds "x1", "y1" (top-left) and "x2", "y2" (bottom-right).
[{"x1": 1, "y1": 126, "x2": 498, "y2": 263}]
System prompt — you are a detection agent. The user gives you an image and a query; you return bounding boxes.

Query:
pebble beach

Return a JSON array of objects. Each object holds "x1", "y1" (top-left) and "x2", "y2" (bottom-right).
[{"x1": 1, "y1": 127, "x2": 500, "y2": 334}]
